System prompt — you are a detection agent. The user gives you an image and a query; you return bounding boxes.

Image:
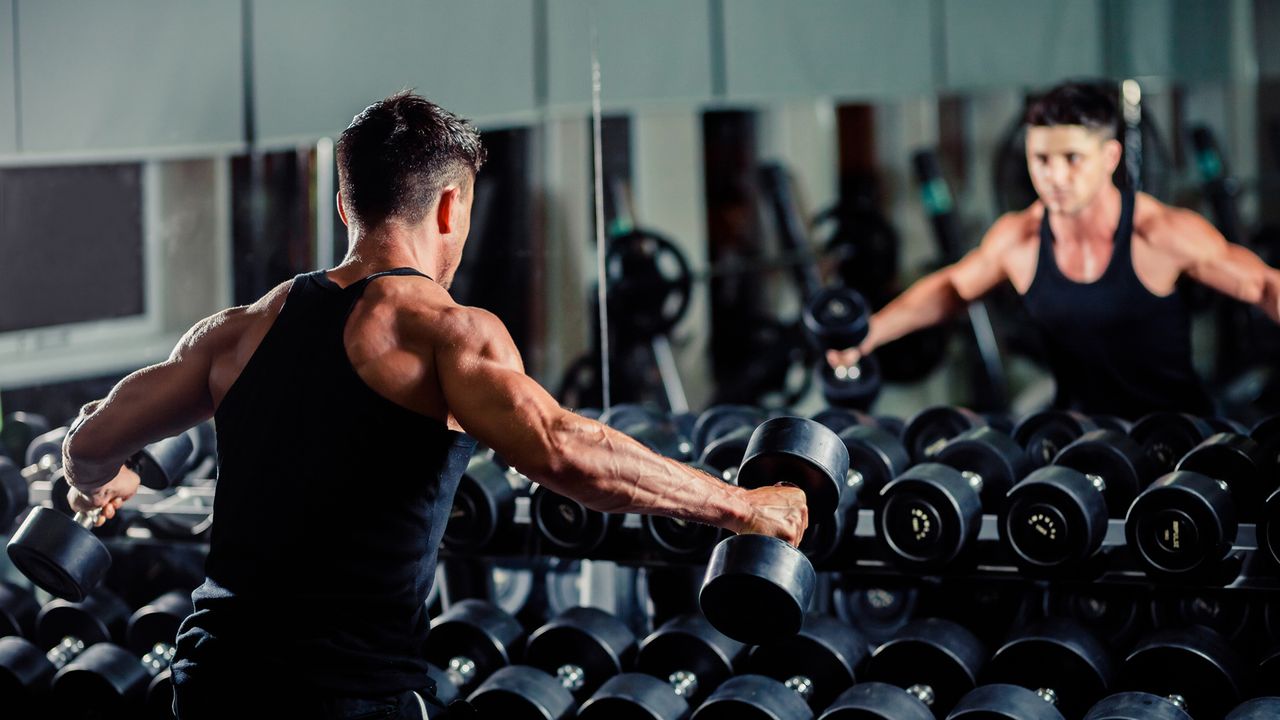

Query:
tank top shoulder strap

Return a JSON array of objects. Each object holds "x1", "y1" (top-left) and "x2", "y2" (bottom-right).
[
  {"x1": 347, "y1": 267, "x2": 432, "y2": 296},
  {"x1": 1108, "y1": 187, "x2": 1137, "y2": 271},
  {"x1": 1033, "y1": 207, "x2": 1062, "y2": 285}
]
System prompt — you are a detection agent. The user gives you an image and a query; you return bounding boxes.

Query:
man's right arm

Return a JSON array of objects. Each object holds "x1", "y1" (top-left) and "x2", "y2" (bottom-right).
[
  {"x1": 828, "y1": 213, "x2": 1021, "y2": 366},
  {"x1": 426, "y1": 306, "x2": 808, "y2": 545}
]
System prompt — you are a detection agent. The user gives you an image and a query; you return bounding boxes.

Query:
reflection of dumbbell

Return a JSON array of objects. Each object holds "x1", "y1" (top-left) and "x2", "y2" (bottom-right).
[
  {"x1": 0, "y1": 411, "x2": 51, "y2": 461},
  {"x1": 50, "y1": 590, "x2": 192, "y2": 720},
  {"x1": 603, "y1": 403, "x2": 693, "y2": 462},
  {"x1": 1000, "y1": 430, "x2": 1154, "y2": 573},
  {"x1": 700, "y1": 418, "x2": 849, "y2": 645},
  {"x1": 693, "y1": 405, "x2": 767, "y2": 477},
  {"x1": 1128, "y1": 413, "x2": 1214, "y2": 475},
  {"x1": 423, "y1": 599, "x2": 524, "y2": 702},
  {"x1": 1123, "y1": 433, "x2": 1265, "y2": 582},
  {"x1": 576, "y1": 613, "x2": 744, "y2": 719},
  {"x1": 902, "y1": 406, "x2": 987, "y2": 464},
  {"x1": 444, "y1": 453, "x2": 530, "y2": 553},
  {"x1": 467, "y1": 606, "x2": 635, "y2": 719},
  {"x1": 877, "y1": 427, "x2": 1028, "y2": 571},
  {"x1": 7, "y1": 431, "x2": 198, "y2": 601},
  {"x1": 821, "y1": 617, "x2": 987, "y2": 719},
  {"x1": 945, "y1": 618, "x2": 1113, "y2": 720},
  {"x1": 1107, "y1": 625, "x2": 1249, "y2": 720},
  {"x1": 802, "y1": 287, "x2": 882, "y2": 409},
  {"x1": 0, "y1": 427, "x2": 69, "y2": 531},
  {"x1": 0, "y1": 590, "x2": 128, "y2": 714},
  {"x1": 801, "y1": 425, "x2": 909, "y2": 566},
  {"x1": 1013, "y1": 410, "x2": 1099, "y2": 469}
]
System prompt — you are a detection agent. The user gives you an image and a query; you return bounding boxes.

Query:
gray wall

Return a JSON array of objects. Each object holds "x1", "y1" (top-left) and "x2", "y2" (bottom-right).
[{"x1": 0, "y1": 0, "x2": 1258, "y2": 161}]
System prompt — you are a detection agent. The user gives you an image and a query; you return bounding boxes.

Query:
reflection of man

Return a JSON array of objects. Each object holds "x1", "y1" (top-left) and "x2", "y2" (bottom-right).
[
  {"x1": 62, "y1": 92, "x2": 807, "y2": 719},
  {"x1": 831, "y1": 81, "x2": 1280, "y2": 418}
]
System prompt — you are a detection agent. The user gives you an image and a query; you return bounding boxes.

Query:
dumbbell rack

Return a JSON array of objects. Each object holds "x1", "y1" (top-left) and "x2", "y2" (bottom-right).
[
  {"x1": 439, "y1": 495, "x2": 1280, "y2": 593},
  {"x1": 13, "y1": 476, "x2": 215, "y2": 544}
]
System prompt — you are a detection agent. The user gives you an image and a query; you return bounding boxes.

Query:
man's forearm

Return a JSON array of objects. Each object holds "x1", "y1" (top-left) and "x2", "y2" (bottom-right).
[
  {"x1": 520, "y1": 412, "x2": 755, "y2": 533},
  {"x1": 63, "y1": 399, "x2": 131, "y2": 492}
]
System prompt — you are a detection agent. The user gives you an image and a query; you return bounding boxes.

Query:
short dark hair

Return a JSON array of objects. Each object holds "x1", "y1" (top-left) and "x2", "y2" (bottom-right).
[
  {"x1": 1024, "y1": 81, "x2": 1119, "y2": 139},
  {"x1": 336, "y1": 91, "x2": 486, "y2": 228}
]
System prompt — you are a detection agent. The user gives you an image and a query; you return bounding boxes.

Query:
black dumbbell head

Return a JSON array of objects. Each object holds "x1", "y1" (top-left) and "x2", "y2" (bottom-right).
[
  {"x1": 445, "y1": 456, "x2": 518, "y2": 552},
  {"x1": 6, "y1": 506, "x2": 112, "y2": 602},
  {"x1": 0, "y1": 636, "x2": 56, "y2": 708},
  {"x1": 1175, "y1": 433, "x2": 1267, "y2": 520},
  {"x1": 1227, "y1": 697, "x2": 1280, "y2": 719},
  {"x1": 812, "y1": 408, "x2": 878, "y2": 437},
  {"x1": 691, "y1": 674, "x2": 813, "y2": 720},
  {"x1": 700, "y1": 534, "x2": 816, "y2": 646},
  {"x1": 983, "y1": 618, "x2": 1114, "y2": 718},
  {"x1": 1251, "y1": 414, "x2": 1280, "y2": 477},
  {"x1": 1044, "y1": 587, "x2": 1146, "y2": 654},
  {"x1": 1054, "y1": 430, "x2": 1151, "y2": 517},
  {"x1": 643, "y1": 463, "x2": 728, "y2": 558},
  {"x1": 746, "y1": 614, "x2": 870, "y2": 709},
  {"x1": 530, "y1": 485, "x2": 619, "y2": 555},
  {"x1": 35, "y1": 593, "x2": 128, "y2": 651},
  {"x1": 818, "y1": 681, "x2": 935, "y2": 720},
  {"x1": 876, "y1": 463, "x2": 983, "y2": 572},
  {"x1": 1014, "y1": 410, "x2": 1099, "y2": 470},
  {"x1": 1118, "y1": 626, "x2": 1248, "y2": 720},
  {"x1": 817, "y1": 353, "x2": 883, "y2": 410},
  {"x1": 1, "y1": 412, "x2": 51, "y2": 462},
  {"x1": 903, "y1": 406, "x2": 987, "y2": 464},
  {"x1": 1124, "y1": 472, "x2": 1238, "y2": 580},
  {"x1": 23, "y1": 426, "x2": 66, "y2": 468},
  {"x1": 126, "y1": 590, "x2": 192, "y2": 657},
  {"x1": 1083, "y1": 691, "x2": 1192, "y2": 720},
  {"x1": 467, "y1": 665, "x2": 576, "y2": 720},
  {"x1": 803, "y1": 287, "x2": 872, "y2": 351},
  {"x1": 738, "y1": 417, "x2": 849, "y2": 519},
  {"x1": 51, "y1": 642, "x2": 152, "y2": 713},
  {"x1": 132, "y1": 430, "x2": 197, "y2": 490},
  {"x1": 0, "y1": 581, "x2": 38, "y2": 639},
  {"x1": 693, "y1": 406, "x2": 766, "y2": 459},
  {"x1": 1129, "y1": 413, "x2": 1214, "y2": 474},
  {"x1": 426, "y1": 599, "x2": 524, "y2": 690},
  {"x1": 576, "y1": 673, "x2": 690, "y2": 720},
  {"x1": 841, "y1": 426, "x2": 911, "y2": 503},
  {"x1": 1149, "y1": 592, "x2": 1250, "y2": 644},
  {"x1": 946, "y1": 684, "x2": 1066, "y2": 720},
  {"x1": 1001, "y1": 466, "x2": 1108, "y2": 570},
  {"x1": 1205, "y1": 417, "x2": 1249, "y2": 435},
  {"x1": 936, "y1": 427, "x2": 1030, "y2": 507},
  {"x1": 525, "y1": 606, "x2": 636, "y2": 698},
  {"x1": 866, "y1": 617, "x2": 987, "y2": 714},
  {"x1": 637, "y1": 613, "x2": 745, "y2": 705}
]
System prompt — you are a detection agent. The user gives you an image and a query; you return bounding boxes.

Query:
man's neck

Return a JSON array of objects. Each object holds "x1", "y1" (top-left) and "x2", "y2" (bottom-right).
[
  {"x1": 1047, "y1": 184, "x2": 1123, "y2": 245},
  {"x1": 336, "y1": 223, "x2": 444, "y2": 280}
]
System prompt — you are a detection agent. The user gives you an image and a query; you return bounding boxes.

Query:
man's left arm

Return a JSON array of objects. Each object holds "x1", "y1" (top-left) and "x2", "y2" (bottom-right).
[
  {"x1": 63, "y1": 315, "x2": 221, "y2": 495},
  {"x1": 1170, "y1": 209, "x2": 1280, "y2": 324}
]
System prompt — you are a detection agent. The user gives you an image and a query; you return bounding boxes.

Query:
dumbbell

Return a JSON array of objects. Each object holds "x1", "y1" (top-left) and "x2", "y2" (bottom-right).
[
  {"x1": 6, "y1": 430, "x2": 198, "y2": 601},
  {"x1": 1149, "y1": 591, "x2": 1252, "y2": 646},
  {"x1": 1083, "y1": 693, "x2": 1193, "y2": 720},
  {"x1": 945, "y1": 618, "x2": 1114, "y2": 720},
  {"x1": 700, "y1": 417, "x2": 849, "y2": 645},
  {"x1": 820, "y1": 617, "x2": 987, "y2": 719},
  {"x1": 575, "y1": 613, "x2": 745, "y2": 719},
  {"x1": 811, "y1": 408, "x2": 879, "y2": 436},
  {"x1": 1110, "y1": 625, "x2": 1249, "y2": 720},
  {"x1": 692, "y1": 405, "x2": 767, "y2": 476},
  {"x1": 0, "y1": 427, "x2": 70, "y2": 531},
  {"x1": 1123, "y1": 433, "x2": 1265, "y2": 582},
  {"x1": 1094, "y1": 416, "x2": 1133, "y2": 434},
  {"x1": 603, "y1": 404, "x2": 693, "y2": 462},
  {"x1": 877, "y1": 427, "x2": 1028, "y2": 572},
  {"x1": 1000, "y1": 430, "x2": 1154, "y2": 573},
  {"x1": 1128, "y1": 413, "x2": 1214, "y2": 475},
  {"x1": 1013, "y1": 410, "x2": 1099, "y2": 469},
  {"x1": 1226, "y1": 698, "x2": 1280, "y2": 719},
  {"x1": 801, "y1": 424, "x2": 909, "y2": 566},
  {"x1": 48, "y1": 590, "x2": 192, "y2": 719},
  {"x1": 1263, "y1": 487, "x2": 1280, "y2": 570},
  {"x1": 742, "y1": 614, "x2": 871, "y2": 711},
  {"x1": 1044, "y1": 586, "x2": 1148, "y2": 654},
  {"x1": 467, "y1": 606, "x2": 635, "y2": 719},
  {"x1": 802, "y1": 287, "x2": 882, "y2": 410},
  {"x1": 0, "y1": 411, "x2": 50, "y2": 461},
  {"x1": 0, "y1": 590, "x2": 129, "y2": 712},
  {"x1": 0, "y1": 580, "x2": 39, "y2": 640},
  {"x1": 831, "y1": 579, "x2": 919, "y2": 646},
  {"x1": 444, "y1": 452, "x2": 530, "y2": 553},
  {"x1": 643, "y1": 461, "x2": 732, "y2": 559},
  {"x1": 902, "y1": 406, "x2": 988, "y2": 464},
  {"x1": 1251, "y1": 414, "x2": 1280, "y2": 478},
  {"x1": 423, "y1": 599, "x2": 524, "y2": 699}
]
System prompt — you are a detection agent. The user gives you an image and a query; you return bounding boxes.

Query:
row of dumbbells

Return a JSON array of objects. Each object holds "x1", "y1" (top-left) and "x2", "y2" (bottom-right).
[
  {"x1": 0, "y1": 580, "x2": 187, "y2": 718},
  {"x1": 415, "y1": 592, "x2": 1278, "y2": 720},
  {"x1": 444, "y1": 403, "x2": 1280, "y2": 585}
]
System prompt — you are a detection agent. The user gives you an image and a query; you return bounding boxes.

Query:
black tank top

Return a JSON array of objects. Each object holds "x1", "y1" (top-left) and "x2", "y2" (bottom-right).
[
  {"x1": 173, "y1": 268, "x2": 476, "y2": 696},
  {"x1": 1021, "y1": 189, "x2": 1212, "y2": 419}
]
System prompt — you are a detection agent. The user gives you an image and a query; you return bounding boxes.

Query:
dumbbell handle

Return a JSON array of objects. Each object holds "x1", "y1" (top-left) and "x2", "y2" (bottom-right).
[
  {"x1": 47, "y1": 635, "x2": 87, "y2": 669},
  {"x1": 668, "y1": 670, "x2": 700, "y2": 698},
  {"x1": 555, "y1": 663, "x2": 586, "y2": 692},
  {"x1": 20, "y1": 454, "x2": 60, "y2": 482},
  {"x1": 72, "y1": 508, "x2": 103, "y2": 528},
  {"x1": 140, "y1": 641, "x2": 176, "y2": 678},
  {"x1": 906, "y1": 684, "x2": 935, "y2": 706}
]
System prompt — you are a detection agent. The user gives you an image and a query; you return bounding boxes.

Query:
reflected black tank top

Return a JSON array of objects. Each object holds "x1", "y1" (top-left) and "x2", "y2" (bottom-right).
[{"x1": 1021, "y1": 190, "x2": 1212, "y2": 419}]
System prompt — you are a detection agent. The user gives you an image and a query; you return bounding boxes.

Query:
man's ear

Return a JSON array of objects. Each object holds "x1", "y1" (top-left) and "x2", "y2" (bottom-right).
[
  {"x1": 437, "y1": 186, "x2": 460, "y2": 234},
  {"x1": 1103, "y1": 137, "x2": 1124, "y2": 174},
  {"x1": 336, "y1": 191, "x2": 349, "y2": 227}
]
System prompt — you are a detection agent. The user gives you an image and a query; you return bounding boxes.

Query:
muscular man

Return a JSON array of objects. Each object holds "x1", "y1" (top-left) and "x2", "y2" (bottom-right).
[
  {"x1": 831, "y1": 81, "x2": 1280, "y2": 418},
  {"x1": 59, "y1": 92, "x2": 806, "y2": 719}
]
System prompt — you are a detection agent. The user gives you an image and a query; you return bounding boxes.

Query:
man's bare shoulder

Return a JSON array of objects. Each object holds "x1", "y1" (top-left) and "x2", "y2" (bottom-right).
[
  {"x1": 982, "y1": 204, "x2": 1042, "y2": 252},
  {"x1": 179, "y1": 279, "x2": 293, "y2": 359},
  {"x1": 1133, "y1": 192, "x2": 1224, "y2": 258},
  {"x1": 361, "y1": 276, "x2": 520, "y2": 366}
]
